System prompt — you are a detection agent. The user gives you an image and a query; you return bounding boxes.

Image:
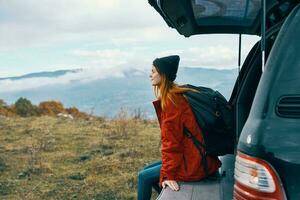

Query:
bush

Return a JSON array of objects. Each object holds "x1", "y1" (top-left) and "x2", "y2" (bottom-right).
[
  {"x1": 0, "y1": 107, "x2": 15, "y2": 117},
  {"x1": 38, "y1": 101, "x2": 65, "y2": 116},
  {"x1": 15, "y1": 97, "x2": 37, "y2": 117},
  {"x1": 65, "y1": 107, "x2": 80, "y2": 116},
  {"x1": 0, "y1": 99, "x2": 15, "y2": 117}
]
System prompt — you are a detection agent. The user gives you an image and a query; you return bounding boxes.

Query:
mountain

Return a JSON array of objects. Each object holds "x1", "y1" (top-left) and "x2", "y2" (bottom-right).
[
  {"x1": 0, "y1": 69, "x2": 82, "y2": 81},
  {"x1": 0, "y1": 67, "x2": 238, "y2": 118}
]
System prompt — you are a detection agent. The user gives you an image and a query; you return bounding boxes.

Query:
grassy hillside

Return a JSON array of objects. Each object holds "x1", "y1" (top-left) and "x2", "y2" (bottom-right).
[{"x1": 0, "y1": 115, "x2": 161, "y2": 200}]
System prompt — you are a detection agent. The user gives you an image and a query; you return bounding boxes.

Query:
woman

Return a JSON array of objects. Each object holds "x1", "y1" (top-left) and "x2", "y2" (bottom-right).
[{"x1": 137, "y1": 55, "x2": 221, "y2": 200}]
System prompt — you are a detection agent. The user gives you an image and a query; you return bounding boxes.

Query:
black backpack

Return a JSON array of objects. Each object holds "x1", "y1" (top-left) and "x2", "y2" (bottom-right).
[{"x1": 182, "y1": 84, "x2": 235, "y2": 176}]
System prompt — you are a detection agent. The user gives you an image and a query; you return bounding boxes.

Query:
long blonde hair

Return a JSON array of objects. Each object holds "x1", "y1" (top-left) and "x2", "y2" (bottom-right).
[{"x1": 154, "y1": 69, "x2": 196, "y2": 111}]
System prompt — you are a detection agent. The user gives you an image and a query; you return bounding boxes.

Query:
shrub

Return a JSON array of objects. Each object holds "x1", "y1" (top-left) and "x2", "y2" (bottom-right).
[
  {"x1": 114, "y1": 107, "x2": 130, "y2": 138},
  {"x1": 15, "y1": 97, "x2": 37, "y2": 117},
  {"x1": 0, "y1": 100, "x2": 16, "y2": 117},
  {"x1": 132, "y1": 108, "x2": 146, "y2": 120},
  {"x1": 0, "y1": 107, "x2": 14, "y2": 117},
  {"x1": 65, "y1": 107, "x2": 80, "y2": 116},
  {"x1": 38, "y1": 101, "x2": 65, "y2": 116}
]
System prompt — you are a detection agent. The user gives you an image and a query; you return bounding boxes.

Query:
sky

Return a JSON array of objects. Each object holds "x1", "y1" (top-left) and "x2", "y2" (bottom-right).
[{"x1": 0, "y1": 0, "x2": 260, "y2": 78}]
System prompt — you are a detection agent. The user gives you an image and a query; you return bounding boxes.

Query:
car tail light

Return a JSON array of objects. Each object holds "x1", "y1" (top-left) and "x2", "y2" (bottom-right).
[{"x1": 234, "y1": 152, "x2": 286, "y2": 200}]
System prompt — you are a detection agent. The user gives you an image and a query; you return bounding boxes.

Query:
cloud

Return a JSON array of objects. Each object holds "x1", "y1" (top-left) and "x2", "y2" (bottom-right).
[
  {"x1": 157, "y1": 45, "x2": 236, "y2": 69},
  {"x1": 185, "y1": 46, "x2": 237, "y2": 68},
  {"x1": 0, "y1": 45, "x2": 155, "y2": 92},
  {"x1": 0, "y1": 36, "x2": 260, "y2": 92},
  {"x1": 70, "y1": 48, "x2": 156, "y2": 72},
  {"x1": 0, "y1": 0, "x2": 167, "y2": 49},
  {"x1": 0, "y1": 65, "x2": 131, "y2": 92},
  {"x1": 157, "y1": 34, "x2": 260, "y2": 69},
  {"x1": 0, "y1": 0, "x2": 260, "y2": 79},
  {"x1": 72, "y1": 49, "x2": 131, "y2": 59}
]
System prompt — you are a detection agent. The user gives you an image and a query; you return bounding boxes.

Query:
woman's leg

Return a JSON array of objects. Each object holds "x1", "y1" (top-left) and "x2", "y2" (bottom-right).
[
  {"x1": 137, "y1": 162, "x2": 161, "y2": 200},
  {"x1": 152, "y1": 181, "x2": 162, "y2": 194},
  {"x1": 143, "y1": 160, "x2": 162, "y2": 194},
  {"x1": 143, "y1": 160, "x2": 162, "y2": 170}
]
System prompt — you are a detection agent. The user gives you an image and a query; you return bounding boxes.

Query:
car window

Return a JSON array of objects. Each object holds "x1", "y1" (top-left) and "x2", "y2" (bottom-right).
[{"x1": 192, "y1": 0, "x2": 261, "y2": 27}]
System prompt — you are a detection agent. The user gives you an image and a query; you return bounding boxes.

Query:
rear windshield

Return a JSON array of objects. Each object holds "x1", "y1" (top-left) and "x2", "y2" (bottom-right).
[{"x1": 192, "y1": 0, "x2": 261, "y2": 27}]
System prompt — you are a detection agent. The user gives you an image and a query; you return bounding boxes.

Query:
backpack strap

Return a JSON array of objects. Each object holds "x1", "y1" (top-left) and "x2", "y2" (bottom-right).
[{"x1": 183, "y1": 127, "x2": 209, "y2": 178}]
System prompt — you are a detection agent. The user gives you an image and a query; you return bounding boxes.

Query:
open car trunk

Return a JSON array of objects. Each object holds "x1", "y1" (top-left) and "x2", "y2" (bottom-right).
[
  {"x1": 149, "y1": 0, "x2": 262, "y2": 36},
  {"x1": 148, "y1": 0, "x2": 293, "y2": 37}
]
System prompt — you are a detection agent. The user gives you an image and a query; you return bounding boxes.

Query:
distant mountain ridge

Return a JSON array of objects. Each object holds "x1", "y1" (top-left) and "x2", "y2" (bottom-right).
[
  {"x1": 0, "y1": 67, "x2": 238, "y2": 118},
  {"x1": 0, "y1": 69, "x2": 82, "y2": 80}
]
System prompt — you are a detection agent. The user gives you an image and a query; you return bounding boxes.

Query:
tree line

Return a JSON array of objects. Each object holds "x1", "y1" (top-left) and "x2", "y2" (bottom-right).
[{"x1": 0, "y1": 98, "x2": 88, "y2": 118}]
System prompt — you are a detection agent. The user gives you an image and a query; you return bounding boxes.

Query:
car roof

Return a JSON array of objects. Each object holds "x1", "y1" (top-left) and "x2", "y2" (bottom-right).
[{"x1": 148, "y1": 0, "x2": 282, "y2": 37}]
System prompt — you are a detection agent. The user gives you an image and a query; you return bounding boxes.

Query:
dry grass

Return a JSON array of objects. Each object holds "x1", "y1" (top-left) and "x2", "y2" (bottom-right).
[{"x1": 0, "y1": 115, "x2": 161, "y2": 200}]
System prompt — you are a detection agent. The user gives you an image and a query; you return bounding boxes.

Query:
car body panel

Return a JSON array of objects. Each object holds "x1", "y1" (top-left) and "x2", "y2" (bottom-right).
[{"x1": 238, "y1": 4, "x2": 300, "y2": 199}]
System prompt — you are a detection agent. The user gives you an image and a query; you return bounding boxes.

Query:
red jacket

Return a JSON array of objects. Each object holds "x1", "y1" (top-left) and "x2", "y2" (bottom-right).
[{"x1": 153, "y1": 93, "x2": 221, "y2": 186}]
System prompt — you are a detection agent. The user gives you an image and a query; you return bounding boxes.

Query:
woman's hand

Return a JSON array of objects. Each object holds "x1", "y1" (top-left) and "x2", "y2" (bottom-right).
[{"x1": 162, "y1": 180, "x2": 179, "y2": 191}]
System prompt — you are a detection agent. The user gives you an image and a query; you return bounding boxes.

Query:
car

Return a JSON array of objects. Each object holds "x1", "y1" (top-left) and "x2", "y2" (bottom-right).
[{"x1": 148, "y1": 0, "x2": 300, "y2": 199}]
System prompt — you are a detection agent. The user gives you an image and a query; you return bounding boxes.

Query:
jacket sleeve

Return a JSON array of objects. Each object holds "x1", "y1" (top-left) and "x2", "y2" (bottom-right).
[{"x1": 160, "y1": 100, "x2": 184, "y2": 183}]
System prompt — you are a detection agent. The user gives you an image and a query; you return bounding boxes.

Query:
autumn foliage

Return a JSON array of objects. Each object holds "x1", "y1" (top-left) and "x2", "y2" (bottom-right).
[
  {"x1": 65, "y1": 107, "x2": 88, "y2": 118},
  {"x1": 0, "y1": 98, "x2": 89, "y2": 119},
  {"x1": 38, "y1": 101, "x2": 65, "y2": 116},
  {"x1": 0, "y1": 99, "x2": 16, "y2": 117}
]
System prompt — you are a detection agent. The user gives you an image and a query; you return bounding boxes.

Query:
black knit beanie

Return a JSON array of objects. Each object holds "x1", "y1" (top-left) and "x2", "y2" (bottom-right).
[{"x1": 153, "y1": 55, "x2": 180, "y2": 81}]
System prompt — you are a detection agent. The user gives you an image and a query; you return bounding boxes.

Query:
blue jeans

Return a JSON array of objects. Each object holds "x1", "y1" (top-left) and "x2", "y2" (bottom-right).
[{"x1": 137, "y1": 160, "x2": 162, "y2": 200}]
